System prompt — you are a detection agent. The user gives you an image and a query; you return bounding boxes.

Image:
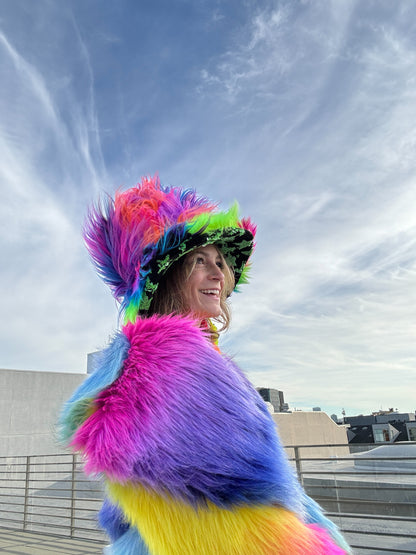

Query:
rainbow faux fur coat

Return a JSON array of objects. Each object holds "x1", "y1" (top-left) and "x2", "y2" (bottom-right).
[{"x1": 59, "y1": 315, "x2": 350, "y2": 555}]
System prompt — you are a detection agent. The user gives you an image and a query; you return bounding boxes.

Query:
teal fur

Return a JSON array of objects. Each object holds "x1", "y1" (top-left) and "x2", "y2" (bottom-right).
[
  {"x1": 302, "y1": 492, "x2": 351, "y2": 553},
  {"x1": 110, "y1": 527, "x2": 150, "y2": 555}
]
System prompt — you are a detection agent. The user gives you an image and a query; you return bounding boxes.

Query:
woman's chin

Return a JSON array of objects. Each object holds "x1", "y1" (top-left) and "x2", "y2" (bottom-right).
[{"x1": 190, "y1": 306, "x2": 221, "y2": 320}]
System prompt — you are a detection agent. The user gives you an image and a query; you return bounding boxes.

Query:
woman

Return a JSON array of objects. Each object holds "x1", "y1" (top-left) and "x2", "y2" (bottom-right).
[{"x1": 59, "y1": 176, "x2": 350, "y2": 554}]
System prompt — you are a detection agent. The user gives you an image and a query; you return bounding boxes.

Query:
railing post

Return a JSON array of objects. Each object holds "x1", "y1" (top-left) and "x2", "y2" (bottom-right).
[
  {"x1": 294, "y1": 446, "x2": 304, "y2": 486},
  {"x1": 333, "y1": 471, "x2": 341, "y2": 515},
  {"x1": 70, "y1": 454, "x2": 76, "y2": 537},
  {"x1": 22, "y1": 456, "x2": 30, "y2": 530}
]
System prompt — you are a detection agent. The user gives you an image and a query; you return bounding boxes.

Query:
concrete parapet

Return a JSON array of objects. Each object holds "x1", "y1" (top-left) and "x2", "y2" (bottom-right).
[
  {"x1": 0, "y1": 369, "x2": 84, "y2": 457},
  {"x1": 273, "y1": 411, "x2": 350, "y2": 458}
]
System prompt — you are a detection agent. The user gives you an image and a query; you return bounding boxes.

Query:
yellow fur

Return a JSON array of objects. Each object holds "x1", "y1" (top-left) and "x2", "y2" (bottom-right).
[{"x1": 107, "y1": 481, "x2": 321, "y2": 555}]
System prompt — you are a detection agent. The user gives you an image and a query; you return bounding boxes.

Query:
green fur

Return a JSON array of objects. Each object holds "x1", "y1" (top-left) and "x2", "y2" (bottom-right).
[
  {"x1": 60, "y1": 398, "x2": 94, "y2": 443},
  {"x1": 188, "y1": 203, "x2": 240, "y2": 233},
  {"x1": 125, "y1": 301, "x2": 140, "y2": 324}
]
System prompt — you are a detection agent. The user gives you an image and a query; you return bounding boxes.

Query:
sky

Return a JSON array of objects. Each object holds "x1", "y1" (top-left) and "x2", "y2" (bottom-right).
[{"x1": 1, "y1": 0, "x2": 416, "y2": 418}]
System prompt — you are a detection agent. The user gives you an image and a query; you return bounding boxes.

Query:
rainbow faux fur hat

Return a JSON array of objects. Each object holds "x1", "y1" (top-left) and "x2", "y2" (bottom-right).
[{"x1": 84, "y1": 175, "x2": 256, "y2": 322}]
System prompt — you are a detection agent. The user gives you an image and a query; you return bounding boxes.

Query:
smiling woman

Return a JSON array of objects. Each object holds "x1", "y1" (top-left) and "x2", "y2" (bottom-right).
[
  {"x1": 149, "y1": 244, "x2": 235, "y2": 333},
  {"x1": 58, "y1": 175, "x2": 350, "y2": 554},
  {"x1": 184, "y1": 245, "x2": 227, "y2": 318}
]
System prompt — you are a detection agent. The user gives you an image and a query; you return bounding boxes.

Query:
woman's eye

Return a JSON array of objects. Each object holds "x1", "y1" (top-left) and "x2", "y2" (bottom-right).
[
  {"x1": 196, "y1": 256, "x2": 205, "y2": 264},
  {"x1": 217, "y1": 261, "x2": 224, "y2": 269}
]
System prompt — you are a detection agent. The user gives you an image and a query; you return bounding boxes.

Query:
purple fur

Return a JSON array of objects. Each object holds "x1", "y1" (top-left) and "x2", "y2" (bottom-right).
[
  {"x1": 82, "y1": 179, "x2": 213, "y2": 305},
  {"x1": 72, "y1": 315, "x2": 303, "y2": 513}
]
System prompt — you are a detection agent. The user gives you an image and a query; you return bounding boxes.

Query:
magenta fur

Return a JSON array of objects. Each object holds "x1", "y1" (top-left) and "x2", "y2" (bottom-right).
[
  {"x1": 307, "y1": 525, "x2": 347, "y2": 554},
  {"x1": 71, "y1": 314, "x2": 304, "y2": 512}
]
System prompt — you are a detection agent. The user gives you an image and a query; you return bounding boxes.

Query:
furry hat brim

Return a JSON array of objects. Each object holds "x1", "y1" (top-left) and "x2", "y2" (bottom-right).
[{"x1": 138, "y1": 226, "x2": 254, "y2": 313}]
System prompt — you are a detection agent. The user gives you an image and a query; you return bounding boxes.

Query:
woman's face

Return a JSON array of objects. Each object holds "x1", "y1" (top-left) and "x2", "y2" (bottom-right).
[{"x1": 184, "y1": 245, "x2": 225, "y2": 318}]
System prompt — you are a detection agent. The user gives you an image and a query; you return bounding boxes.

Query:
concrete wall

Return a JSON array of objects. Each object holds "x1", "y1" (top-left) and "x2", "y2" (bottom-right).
[
  {"x1": 273, "y1": 411, "x2": 350, "y2": 458},
  {"x1": 1, "y1": 369, "x2": 349, "y2": 459},
  {"x1": 0, "y1": 369, "x2": 85, "y2": 457}
]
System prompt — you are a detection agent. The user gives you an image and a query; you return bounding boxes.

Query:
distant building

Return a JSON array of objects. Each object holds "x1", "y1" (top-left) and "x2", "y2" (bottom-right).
[
  {"x1": 341, "y1": 412, "x2": 416, "y2": 444},
  {"x1": 256, "y1": 388, "x2": 288, "y2": 413}
]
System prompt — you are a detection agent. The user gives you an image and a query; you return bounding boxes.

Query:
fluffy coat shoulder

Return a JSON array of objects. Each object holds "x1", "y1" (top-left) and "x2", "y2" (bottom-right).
[{"x1": 70, "y1": 314, "x2": 303, "y2": 513}]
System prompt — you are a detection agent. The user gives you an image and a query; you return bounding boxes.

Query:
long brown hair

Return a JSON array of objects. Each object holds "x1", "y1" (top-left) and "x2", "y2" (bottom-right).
[{"x1": 148, "y1": 246, "x2": 235, "y2": 333}]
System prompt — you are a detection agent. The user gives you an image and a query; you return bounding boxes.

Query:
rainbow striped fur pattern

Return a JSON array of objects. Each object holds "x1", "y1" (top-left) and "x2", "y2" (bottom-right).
[
  {"x1": 83, "y1": 176, "x2": 256, "y2": 321},
  {"x1": 104, "y1": 484, "x2": 347, "y2": 555},
  {"x1": 59, "y1": 315, "x2": 350, "y2": 554}
]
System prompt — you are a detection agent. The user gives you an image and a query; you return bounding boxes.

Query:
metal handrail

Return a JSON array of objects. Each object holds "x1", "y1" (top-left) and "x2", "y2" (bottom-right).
[
  {"x1": 349, "y1": 546, "x2": 416, "y2": 554},
  {"x1": 0, "y1": 447, "x2": 415, "y2": 552},
  {"x1": 288, "y1": 456, "x2": 416, "y2": 461},
  {"x1": 296, "y1": 469, "x2": 416, "y2": 475},
  {"x1": 283, "y1": 441, "x2": 416, "y2": 450}
]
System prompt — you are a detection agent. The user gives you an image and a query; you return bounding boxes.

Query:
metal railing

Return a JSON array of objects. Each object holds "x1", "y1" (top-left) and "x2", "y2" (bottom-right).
[
  {"x1": 286, "y1": 442, "x2": 416, "y2": 554},
  {"x1": 0, "y1": 444, "x2": 415, "y2": 553},
  {"x1": 0, "y1": 453, "x2": 105, "y2": 542}
]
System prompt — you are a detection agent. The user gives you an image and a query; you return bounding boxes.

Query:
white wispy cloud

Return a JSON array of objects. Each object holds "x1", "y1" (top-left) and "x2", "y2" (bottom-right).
[
  {"x1": 199, "y1": 5, "x2": 290, "y2": 100},
  {"x1": 215, "y1": 2, "x2": 416, "y2": 415},
  {"x1": 1, "y1": 1, "x2": 415, "y2": 418},
  {"x1": 0, "y1": 26, "x2": 114, "y2": 373}
]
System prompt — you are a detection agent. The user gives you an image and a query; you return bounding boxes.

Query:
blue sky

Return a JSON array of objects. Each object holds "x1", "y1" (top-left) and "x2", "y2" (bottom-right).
[{"x1": 1, "y1": 0, "x2": 416, "y2": 417}]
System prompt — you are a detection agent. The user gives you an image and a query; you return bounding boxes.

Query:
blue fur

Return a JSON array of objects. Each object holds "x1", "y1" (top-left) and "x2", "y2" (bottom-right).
[
  {"x1": 98, "y1": 499, "x2": 130, "y2": 541},
  {"x1": 156, "y1": 224, "x2": 187, "y2": 254},
  {"x1": 182, "y1": 364, "x2": 306, "y2": 513},
  {"x1": 85, "y1": 197, "x2": 127, "y2": 296},
  {"x1": 58, "y1": 331, "x2": 130, "y2": 442},
  {"x1": 110, "y1": 527, "x2": 150, "y2": 555}
]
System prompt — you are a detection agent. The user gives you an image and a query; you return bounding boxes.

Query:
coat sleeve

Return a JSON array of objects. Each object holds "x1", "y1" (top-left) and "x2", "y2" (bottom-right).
[
  {"x1": 65, "y1": 314, "x2": 305, "y2": 515},
  {"x1": 57, "y1": 330, "x2": 130, "y2": 445}
]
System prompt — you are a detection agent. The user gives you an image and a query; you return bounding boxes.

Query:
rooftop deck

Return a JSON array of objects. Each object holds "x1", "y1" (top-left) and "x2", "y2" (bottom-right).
[{"x1": 0, "y1": 444, "x2": 415, "y2": 554}]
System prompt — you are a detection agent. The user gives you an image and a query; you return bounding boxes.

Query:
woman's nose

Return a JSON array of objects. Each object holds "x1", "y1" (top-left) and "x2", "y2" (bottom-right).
[{"x1": 209, "y1": 263, "x2": 224, "y2": 280}]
